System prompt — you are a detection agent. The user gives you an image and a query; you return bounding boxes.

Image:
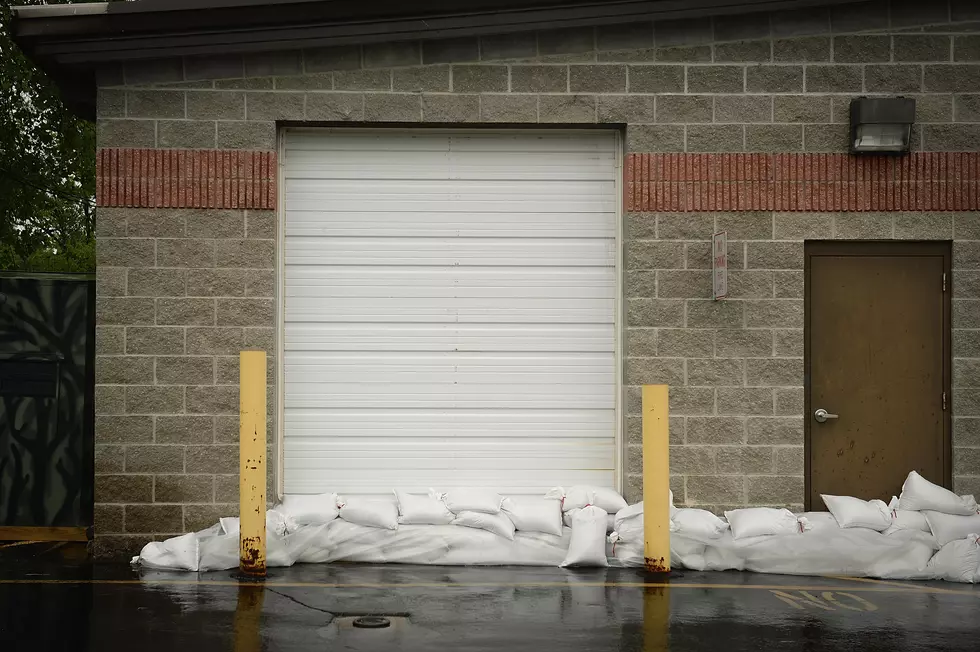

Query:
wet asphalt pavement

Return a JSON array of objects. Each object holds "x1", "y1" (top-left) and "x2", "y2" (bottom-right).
[{"x1": 1, "y1": 544, "x2": 979, "y2": 651}]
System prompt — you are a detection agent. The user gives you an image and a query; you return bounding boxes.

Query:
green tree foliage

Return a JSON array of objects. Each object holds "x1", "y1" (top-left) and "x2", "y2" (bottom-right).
[{"x1": 1, "y1": 0, "x2": 96, "y2": 273}]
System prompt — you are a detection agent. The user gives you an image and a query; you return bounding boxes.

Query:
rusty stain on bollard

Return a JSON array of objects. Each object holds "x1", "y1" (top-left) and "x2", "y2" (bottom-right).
[{"x1": 645, "y1": 556, "x2": 668, "y2": 573}]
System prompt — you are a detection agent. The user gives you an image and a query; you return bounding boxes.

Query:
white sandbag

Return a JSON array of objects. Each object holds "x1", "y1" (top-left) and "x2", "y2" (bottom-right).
[
  {"x1": 924, "y1": 511, "x2": 980, "y2": 546},
  {"x1": 724, "y1": 508, "x2": 800, "y2": 540},
  {"x1": 501, "y1": 496, "x2": 562, "y2": 536},
  {"x1": 394, "y1": 489, "x2": 454, "y2": 525},
  {"x1": 219, "y1": 510, "x2": 296, "y2": 537},
  {"x1": 338, "y1": 496, "x2": 399, "y2": 530},
  {"x1": 547, "y1": 485, "x2": 627, "y2": 513},
  {"x1": 925, "y1": 535, "x2": 980, "y2": 583},
  {"x1": 198, "y1": 524, "x2": 326, "y2": 571},
  {"x1": 560, "y1": 505, "x2": 609, "y2": 567},
  {"x1": 278, "y1": 492, "x2": 340, "y2": 525},
  {"x1": 451, "y1": 510, "x2": 515, "y2": 540},
  {"x1": 138, "y1": 532, "x2": 199, "y2": 571},
  {"x1": 441, "y1": 488, "x2": 503, "y2": 514},
  {"x1": 822, "y1": 495, "x2": 891, "y2": 531},
  {"x1": 898, "y1": 470, "x2": 978, "y2": 516},
  {"x1": 797, "y1": 512, "x2": 840, "y2": 534},
  {"x1": 671, "y1": 508, "x2": 729, "y2": 540}
]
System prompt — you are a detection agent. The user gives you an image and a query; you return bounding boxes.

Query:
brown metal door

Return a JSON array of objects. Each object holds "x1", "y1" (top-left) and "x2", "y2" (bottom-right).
[{"x1": 805, "y1": 241, "x2": 951, "y2": 509}]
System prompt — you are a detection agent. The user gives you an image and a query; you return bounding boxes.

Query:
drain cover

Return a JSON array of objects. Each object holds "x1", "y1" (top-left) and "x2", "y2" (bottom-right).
[{"x1": 352, "y1": 616, "x2": 391, "y2": 629}]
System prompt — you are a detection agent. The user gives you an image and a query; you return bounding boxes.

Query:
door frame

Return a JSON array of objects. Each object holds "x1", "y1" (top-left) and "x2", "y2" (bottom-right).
[{"x1": 803, "y1": 240, "x2": 952, "y2": 510}]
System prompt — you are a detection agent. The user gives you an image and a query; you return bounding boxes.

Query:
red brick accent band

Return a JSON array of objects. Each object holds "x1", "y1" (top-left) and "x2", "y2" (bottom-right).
[
  {"x1": 625, "y1": 152, "x2": 980, "y2": 212},
  {"x1": 96, "y1": 148, "x2": 276, "y2": 210}
]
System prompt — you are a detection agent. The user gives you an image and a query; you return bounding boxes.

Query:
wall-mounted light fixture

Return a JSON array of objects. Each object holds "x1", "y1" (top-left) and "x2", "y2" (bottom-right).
[{"x1": 850, "y1": 97, "x2": 916, "y2": 155}]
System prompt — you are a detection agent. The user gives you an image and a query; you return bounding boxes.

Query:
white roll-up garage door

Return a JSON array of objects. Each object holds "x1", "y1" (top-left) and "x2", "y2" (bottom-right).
[{"x1": 281, "y1": 129, "x2": 620, "y2": 496}]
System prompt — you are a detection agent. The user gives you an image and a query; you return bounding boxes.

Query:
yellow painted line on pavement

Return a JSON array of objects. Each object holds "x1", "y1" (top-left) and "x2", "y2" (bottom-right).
[
  {"x1": 0, "y1": 578, "x2": 976, "y2": 594},
  {"x1": 0, "y1": 541, "x2": 42, "y2": 550},
  {"x1": 825, "y1": 575, "x2": 976, "y2": 594}
]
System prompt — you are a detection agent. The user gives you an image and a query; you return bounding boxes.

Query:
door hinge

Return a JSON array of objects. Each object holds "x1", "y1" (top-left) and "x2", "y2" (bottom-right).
[
  {"x1": 943, "y1": 392, "x2": 947, "y2": 411},
  {"x1": 943, "y1": 273, "x2": 947, "y2": 292}
]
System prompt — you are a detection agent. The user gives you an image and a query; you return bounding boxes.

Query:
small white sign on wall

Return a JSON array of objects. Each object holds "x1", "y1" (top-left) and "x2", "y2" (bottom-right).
[{"x1": 713, "y1": 231, "x2": 728, "y2": 300}]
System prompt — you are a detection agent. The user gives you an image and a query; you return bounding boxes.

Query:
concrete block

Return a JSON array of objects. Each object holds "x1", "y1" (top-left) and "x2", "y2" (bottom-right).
[
  {"x1": 127, "y1": 269, "x2": 185, "y2": 297},
  {"x1": 656, "y1": 95, "x2": 713, "y2": 123},
  {"x1": 804, "y1": 123, "x2": 847, "y2": 152},
  {"x1": 245, "y1": 270, "x2": 275, "y2": 297},
  {"x1": 246, "y1": 211, "x2": 276, "y2": 239},
  {"x1": 775, "y1": 387, "x2": 804, "y2": 416},
  {"x1": 773, "y1": 37, "x2": 831, "y2": 62},
  {"x1": 185, "y1": 210, "x2": 245, "y2": 239},
  {"x1": 746, "y1": 241, "x2": 803, "y2": 269},
  {"x1": 716, "y1": 213, "x2": 772, "y2": 241},
  {"x1": 363, "y1": 41, "x2": 420, "y2": 68},
  {"x1": 889, "y1": 0, "x2": 951, "y2": 27},
  {"x1": 155, "y1": 356, "x2": 214, "y2": 386},
  {"x1": 95, "y1": 505, "x2": 124, "y2": 533},
  {"x1": 97, "y1": 120, "x2": 156, "y2": 148},
  {"x1": 774, "y1": 271, "x2": 805, "y2": 299},
  {"x1": 157, "y1": 120, "x2": 216, "y2": 149},
  {"x1": 955, "y1": 359, "x2": 980, "y2": 387},
  {"x1": 303, "y1": 46, "x2": 360, "y2": 72},
  {"x1": 154, "y1": 475, "x2": 214, "y2": 503},
  {"x1": 625, "y1": 357, "x2": 685, "y2": 385},
  {"x1": 480, "y1": 33, "x2": 537, "y2": 61},
  {"x1": 364, "y1": 94, "x2": 422, "y2": 121},
  {"x1": 727, "y1": 271, "x2": 774, "y2": 299},
  {"x1": 805, "y1": 65, "x2": 863, "y2": 92},
  {"x1": 774, "y1": 329, "x2": 804, "y2": 357},
  {"x1": 95, "y1": 446, "x2": 125, "y2": 473},
  {"x1": 896, "y1": 36, "x2": 952, "y2": 62},
  {"x1": 954, "y1": 95, "x2": 980, "y2": 122},
  {"x1": 538, "y1": 27, "x2": 595, "y2": 55},
  {"x1": 954, "y1": 417, "x2": 980, "y2": 446},
  {"x1": 656, "y1": 213, "x2": 714, "y2": 240},
  {"x1": 598, "y1": 95, "x2": 656, "y2": 123},
  {"x1": 569, "y1": 64, "x2": 626, "y2": 92},
  {"x1": 715, "y1": 329, "x2": 772, "y2": 357},
  {"x1": 626, "y1": 328, "x2": 657, "y2": 357},
  {"x1": 687, "y1": 65, "x2": 745, "y2": 93},
  {"x1": 746, "y1": 358, "x2": 803, "y2": 386},
  {"x1": 186, "y1": 328, "x2": 244, "y2": 356},
  {"x1": 655, "y1": 18, "x2": 713, "y2": 47},
  {"x1": 657, "y1": 328, "x2": 714, "y2": 357},
  {"x1": 97, "y1": 297, "x2": 155, "y2": 326},
  {"x1": 686, "y1": 476, "x2": 743, "y2": 504},
  {"x1": 124, "y1": 58, "x2": 183, "y2": 85},
  {"x1": 155, "y1": 416, "x2": 214, "y2": 445},
  {"x1": 954, "y1": 213, "x2": 980, "y2": 239},
  {"x1": 539, "y1": 94, "x2": 596, "y2": 123},
  {"x1": 216, "y1": 122, "x2": 276, "y2": 150},
  {"x1": 771, "y1": 7, "x2": 830, "y2": 37},
  {"x1": 833, "y1": 35, "x2": 891, "y2": 62},
  {"x1": 834, "y1": 213, "x2": 894, "y2": 238},
  {"x1": 125, "y1": 327, "x2": 183, "y2": 356},
  {"x1": 866, "y1": 64, "x2": 923, "y2": 92},
  {"x1": 714, "y1": 40, "x2": 772, "y2": 63},
  {"x1": 774, "y1": 446, "x2": 804, "y2": 475},
  {"x1": 717, "y1": 388, "x2": 774, "y2": 415},
  {"x1": 185, "y1": 91, "x2": 245, "y2": 119},
  {"x1": 186, "y1": 386, "x2": 239, "y2": 415},
  {"x1": 746, "y1": 65, "x2": 804, "y2": 92},
  {"x1": 715, "y1": 95, "x2": 772, "y2": 123},
  {"x1": 688, "y1": 358, "x2": 745, "y2": 386},
  {"x1": 894, "y1": 213, "x2": 954, "y2": 239},
  {"x1": 774, "y1": 213, "x2": 834, "y2": 239},
  {"x1": 157, "y1": 298, "x2": 215, "y2": 326},
  {"x1": 626, "y1": 298, "x2": 685, "y2": 327},
  {"x1": 658, "y1": 270, "x2": 712, "y2": 298},
  {"x1": 626, "y1": 240, "x2": 685, "y2": 269},
  {"x1": 215, "y1": 78, "x2": 273, "y2": 90},
  {"x1": 670, "y1": 447, "x2": 716, "y2": 474},
  {"x1": 656, "y1": 46, "x2": 712, "y2": 62},
  {"x1": 745, "y1": 300, "x2": 804, "y2": 327},
  {"x1": 216, "y1": 298, "x2": 274, "y2": 327},
  {"x1": 480, "y1": 94, "x2": 537, "y2": 122},
  {"x1": 244, "y1": 51, "x2": 301, "y2": 77},
  {"x1": 126, "y1": 90, "x2": 184, "y2": 119},
  {"x1": 686, "y1": 417, "x2": 744, "y2": 444},
  {"x1": 393, "y1": 66, "x2": 450, "y2": 92},
  {"x1": 245, "y1": 91, "x2": 305, "y2": 120},
  {"x1": 97, "y1": 239, "x2": 155, "y2": 268},
  {"x1": 953, "y1": 272, "x2": 980, "y2": 300},
  {"x1": 95, "y1": 208, "x2": 128, "y2": 238},
  {"x1": 713, "y1": 12, "x2": 771, "y2": 41},
  {"x1": 626, "y1": 213, "x2": 657, "y2": 239},
  {"x1": 97, "y1": 268, "x2": 126, "y2": 297},
  {"x1": 423, "y1": 38, "x2": 480, "y2": 64},
  {"x1": 452, "y1": 65, "x2": 509, "y2": 92},
  {"x1": 96, "y1": 328, "x2": 126, "y2": 356},
  {"x1": 306, "y1": 93, "x2": 364, "y2": 121},
  {"x1": 686, "y1": 125, "x2": 744, "y2": 152},
  {"x1": 156, "y1": 239, "x2": 215, "y2": 268},
  {"x1": 333, "y1": 69, "x2": 390, "y2": 91},
  {"x1": 686, "y1": 299, "x2": 744, "y2": 328},
  {"x1": 747, "y1": 475, "x2": 803, "y2": 504},
  {"x1": 275, "y1": 73, "x2": 332, "y2": 90},
  {"x1": 95, "y1": 416, "x2": 154, "y2": 444},
  {"x1": 124, "y1": 446, "x2": 184, "y2": 474},
  {"x1": 596, "y1": 22, "x2": 654, "y2": 51},
  {"x1": 925, "y1": 65, "x2": 980, "y2": 92},
  {"x1": 668, "y1": 387, "x2": 716, "y2": 415},
  {"x1": 185, "y1": 445, "x2": 238, "y2": 474},
  {"x1": 511, "y1": 65, "x2": 568, "y2": 92},
  {"x1": 627, "y1": 65, "x2": 685, "y2": 93},
  {"x1": 124, "y1": 505, "x2": 184, "y2": 534},
  {"x1": 125, "y1": 210, "x2": 184, "y2": 238},
  {"x1": 686, "y1": 240, "x2": 744, "y2": 270},
  {"x1": 718, "y1": 446, "x2": 775, "y2": 475},
  {"x1": 923, "y1": 124, "x2": 980, "y2": 151},
  {"x1": 830, "y1": 1, "x2": 889, "y2": 33},
  {"x1": 215, "y1": 475, "x2": 239, "y2": 502},
  {"x1": 954, "y1": 300, "x2": 980, "y2": 329},
  {"x1": 774, "y1": 95, "x2": 832, "y2": 123},
  {"x1": 746, "y1": 124, "x2": 803, "y2": 151},
  {"x1": 183, "y1": 55, "x2": 243, "y2": 81},
  {"x1": 214, "y1": 417, "x2": 240, "y2": 444}
]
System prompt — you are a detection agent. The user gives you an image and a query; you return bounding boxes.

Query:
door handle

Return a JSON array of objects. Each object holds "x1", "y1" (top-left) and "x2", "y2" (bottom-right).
[{"x1": 814, "y1": 409, "x2": 838, "y2": 423}]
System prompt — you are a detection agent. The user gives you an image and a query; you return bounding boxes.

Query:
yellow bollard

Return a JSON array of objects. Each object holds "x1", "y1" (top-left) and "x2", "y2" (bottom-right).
[
  {"x1": 239, "y1": 350, "x2": 267, "y2": 577},
  {"x1": 642, "y1": 385, "x2": 670, "y2": 573}
]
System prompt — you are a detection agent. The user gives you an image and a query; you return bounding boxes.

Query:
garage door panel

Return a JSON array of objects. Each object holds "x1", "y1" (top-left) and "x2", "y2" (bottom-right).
[{"x1": 283, "y1": 129, "x2": 619, "y2": 495}]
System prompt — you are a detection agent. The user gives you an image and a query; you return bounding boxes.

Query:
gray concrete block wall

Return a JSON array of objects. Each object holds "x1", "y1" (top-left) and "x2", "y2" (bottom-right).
[{"x1": 93, "y1": 0, "x2": 980, "y2": 553}]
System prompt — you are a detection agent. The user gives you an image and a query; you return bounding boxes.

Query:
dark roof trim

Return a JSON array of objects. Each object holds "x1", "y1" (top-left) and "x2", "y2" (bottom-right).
[{"x1": 14, "y1": 0, "x2": 857, "y2": 118}]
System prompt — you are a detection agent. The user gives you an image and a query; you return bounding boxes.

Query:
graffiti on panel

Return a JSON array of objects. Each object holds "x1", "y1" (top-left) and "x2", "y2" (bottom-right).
[{"x1": 0, "y1": 276, "x2": 94, "y2": 528}]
